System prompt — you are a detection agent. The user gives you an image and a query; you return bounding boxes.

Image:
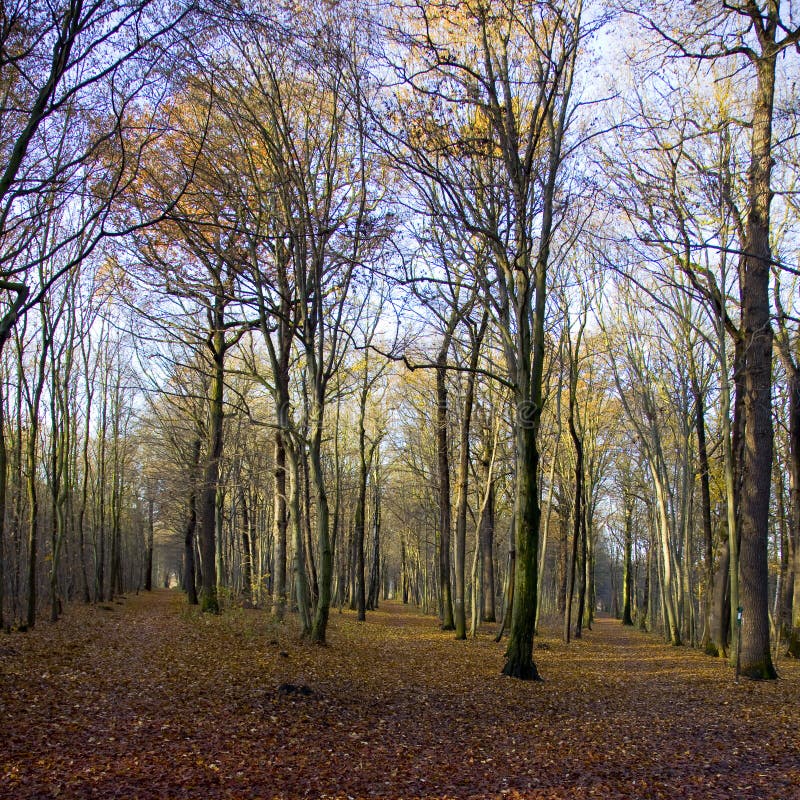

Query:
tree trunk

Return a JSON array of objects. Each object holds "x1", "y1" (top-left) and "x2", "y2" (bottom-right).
[
  {"x1": 564, "y1": 418, "x2": 582, "y2": 643},
  {"x1": 199, "y1": 297, "x2": 225, "y2": 614},
  {"x1": 95, "y1": 364, "x2": 109, "y2": 604},
  {"x1": 480, "y1": 475, "x2": 496, "y2": 622},
  {"x1": 287, "y1": 444, "x2": 311, "y2": 634},
  {"x1": 495, "y1": 535, "x2": 515, "y2": 642},
  {"x1": 0, "y1": 391, "x2": 6, "y2": 630},
  {"x1": 436, "y1": 349, "x2": 455, "y2": 631},
  {"x1": 272, "y1": 432, "x2": 288, "y2": 619},
  {"x1": 25, "y1": 324, "x2": 50, "y2": 628},
  {"x1": 145, "y1": 496, "x2": 154, "y2": 592},
  {"x1": 737, "y1": 54, "x2": 777, "y2": 680},
  {"x1": 184, "y1": 438, "x2": 201, "y2": 606},
  {"x1": 310, "y1": 417, "x2": 332, "y2": 644},
  {"x1": 453, "y1": 320, "x2": 482, "y2": 639},
  {"x1": 779, "y1": 353, "x2": 800, "y2": 653},
  {"x1": 640, "y1": 535, "x2": 650, "y2": 632},
  {"x1": 558, "y1": 513, "x2": 568, "y2": 615},
  {"x1": 353, "y1": 383, "x2": 369, "y2": 622},
  {"x1": 302, "y1": 446, "x2": 319, "y2": 609},
  {"x1": 651, "y1": 462, "x2": 681, "y2": 645},
  {"x1": 574, "y1": 505, "x2": 588, "y2": 640},
  {"x1": 239, "y1": 485, "x2": 253, "y2": 602},
  {"x1": 622, "y1": 496, "x2": 634, "y2": 626},
  {"x1": 367, "y1": 481, "x2": 381, "y2": 611},
  {"x1": 25, "y1": 420, "x2": 39, "y2": 629},
  {"x1": 536, "y1": 407, "x2": 560, "y2": 630},
  {"x1": 691, "y1": 367, "x2": 714, "y2": 650},
  {"x1": 502, "y1": 421, "x2": 542, "y2": 680}
]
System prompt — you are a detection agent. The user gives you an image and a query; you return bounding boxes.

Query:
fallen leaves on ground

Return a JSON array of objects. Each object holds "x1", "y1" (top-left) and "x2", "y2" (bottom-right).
[{"x1": 1, "y1": 592, "x2": 798, "y2": 799}]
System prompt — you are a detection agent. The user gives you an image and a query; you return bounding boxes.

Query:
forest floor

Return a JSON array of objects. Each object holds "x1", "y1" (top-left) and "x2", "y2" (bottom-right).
[{"x1": 1, "y1": 591, "x2": 798, "y2": 800}]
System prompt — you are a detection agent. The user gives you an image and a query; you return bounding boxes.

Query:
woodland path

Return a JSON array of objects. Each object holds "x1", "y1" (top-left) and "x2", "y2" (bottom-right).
[{"x1": 1, "y1": 591, "x2": 798, "y2": 800}]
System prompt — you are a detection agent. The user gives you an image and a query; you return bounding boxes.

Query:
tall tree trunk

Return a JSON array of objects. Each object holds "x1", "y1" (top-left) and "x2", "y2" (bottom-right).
[
  {"x1": 77, "y1": 358, "x2": 93, "y2": 604},
  {"x1": 495, "y1": 522, "x2": 515, "y2": 643},
  {"x1": 331, "y1": 388, "x2": 343, "y2": 610},
  {"x1": 109, "y1": 404, "x2": 124, "y2": 600},
  {"x1": 272, "y1": 432, "x2": 288, "y2": 619},
  {"x1": 691, "y1": 367, "x2": 714, "y2": 651},
  {"x1": 651, "y1": 463, "x2": 681, "y2": 645},
  {"x1": 367, "y1": 480, "x2": 381, "y2": 611},
  {"x1": 774, "y1": 462, "x2": 790, "y2": 639},
  {"x1": 453, "y1": 317, "x2": 483, "y2": 638},
  {"x1": 353, "y1": 380, "x2": 370, "y2": 622},
  {"x1": 25, "y1": 321, "x2": 50, "y2": 628},
  {"x1": 788, "y1": 363, "x2": 800, "y2": 655},
  {"x1": 622, "y1": 496, "x2": 634, "y2": 626},
  {"x1": 401, "y1": 539, "x2": 409, "y2": 604},
  {"x1": 436, "y1": 344, "x2": 455, "y2": 631},
  {"x1": 564, "y1": 488, "x2": 579, "y2": 644},
  {"x1": 199, "y1": 294, "x2": 225, "y2": 614},
  {"x1": 480, "y1": 473, "x2": 496, "y2": 623},
  {"x1": 640, "y1": 533, "x2": 651, "y2": 632},
  {"x1": 558, "y1": 513, "x2": 568, "y2": 615},
  {"x1": 184, "y1": 438, "x2": 201, "y2": 606},
  {"x1": 738, "y1": 52, "x2": 777, "y2": 680},
  {"x1": 25, "y1": 419, "x2": 40, "y2": 629},
  {"x1": 215, "y1": 487, "x2": 226, "y2": 597},
  {"x1": 536, "y1": 392, "x2": 561, "y2": 630},
  {"x1": 502, "y1": 419, "x2": 542, "y2": 680},
  {"x1": 239, "y1": 485, "x2": 253, "y2": 602},
  {"x1": 711, "y1": 531, "x2": 731, "y2": 657},
  {"x1": 774, "y1": 331, "x2": 800, "y2": 654},
  {"x1": 575, "y1": 503, "x2": 588, "y2": 640},
  {"x1": 95, "y1": 367, "x2": 108, "y2": 603},
  {"x1": 0, "y1": 390, "x2": 5, "y2": 630},
  {"x1": 0, "y1": 285, "x2": 29, "y2": 627},
  {"x1": 310, "y1": 416, "x2": 332, "y2": 644},
  {"x1": 301, "y1": 443, "x2": 319, "y2": 609},
  {"x1": 145, "y1": 496, "x2": 154, "y2": 592},
  {"x1": 286, "y1": 443, "x2": 311, "y2": 634},
  {"x1": 565, "y1": 349, "x2": 583, "y2": 643}
]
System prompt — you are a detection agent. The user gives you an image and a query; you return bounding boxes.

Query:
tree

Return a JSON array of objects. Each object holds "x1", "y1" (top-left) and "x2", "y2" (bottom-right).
[
  {"x1": 626, "y1": 0, "x2": 800, "y2": 677},
  {"x1": 352, "y1": 302, "x2": 389, "y2": 622},
  {"x1": 0, "y1": 0, "x2": 196, "y2": 348},
  {"x1": 603, "y1": 296, "x2": 684, "y2": 646},
  {"x1": 387, "y1": 0, "x2": 587, "y2": 679},
  {"x1": 206, "y1": 7, "x2": 392, "y2": 641}
]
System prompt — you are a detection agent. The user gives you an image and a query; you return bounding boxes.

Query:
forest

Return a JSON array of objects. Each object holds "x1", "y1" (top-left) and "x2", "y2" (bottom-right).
[{"x1": 1, "y1": 1, "x2": 800, "y2": 793}]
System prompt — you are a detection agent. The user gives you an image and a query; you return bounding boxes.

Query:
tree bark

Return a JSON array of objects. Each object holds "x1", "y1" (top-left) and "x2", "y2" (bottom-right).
[
  {"x1": 184, "y1": 438, "x2": 201, "y2": 606},
  {"x1": 502, "y1": 421, "x2": 542, "y2": 680},
  {"x1": 480, "y1": 471, "x2": 496, "y2": 623},
  {"x1": 198, "y1": 290, "x2": 225, "y2": 614},
  {"x1": 145, "y1": 496, "x2": 154, "y2": 592},
  {"x1": 436, "y1": 341, "x2": 455, "y2": 631},
  {"x1": 271, "y1": 437, "x2": 288, "y2": 621},
  {"x1": 367, "y1": 481, "x2": 381, "y2": 611},
  {"x1": 737, "y1": 49, "x2": 778, "y2": 679},
  {"x1": 287, "y1": 444, "x2": 311, "y2": 635},
  {"x1": 239, "y1": 485, "x2": 253, "y2": 602},
  {"x1": 353, "y1": 374, "x2": 370, "y2": 622},
  {"x1": 690, "y1": 366, "x2": 714, "y2": 650},
  {"x1": 622, "y1": 495, "x2": 634, "y2": 626},
  {"x1": 453, "y1": 317, "x2": 483, "y2": 639},
  {"x1": 310, "y1": 416, "x2": 332, "y2": 644}
]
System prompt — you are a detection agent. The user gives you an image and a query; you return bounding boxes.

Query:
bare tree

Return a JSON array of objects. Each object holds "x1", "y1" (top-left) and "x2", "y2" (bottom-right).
[{"x1": 385, "y1": 0, "x2": 588, "y2": 678}]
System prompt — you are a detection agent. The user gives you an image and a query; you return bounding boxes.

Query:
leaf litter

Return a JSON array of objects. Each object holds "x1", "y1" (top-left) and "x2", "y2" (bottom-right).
[{"x1": 1, "y1": 591, "x2": 798, "y2": 799}]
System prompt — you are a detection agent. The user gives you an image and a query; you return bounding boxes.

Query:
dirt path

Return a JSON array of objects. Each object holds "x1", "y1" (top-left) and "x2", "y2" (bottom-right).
[{"x1": 1, "y1": 593, "x2": 798, "y2": 799}]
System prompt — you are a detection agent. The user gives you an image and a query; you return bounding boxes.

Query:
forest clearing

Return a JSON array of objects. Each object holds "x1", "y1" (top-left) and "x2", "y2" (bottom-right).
[{"x1": 2, "y1": 591, "x2": 798, "y2": 800}]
